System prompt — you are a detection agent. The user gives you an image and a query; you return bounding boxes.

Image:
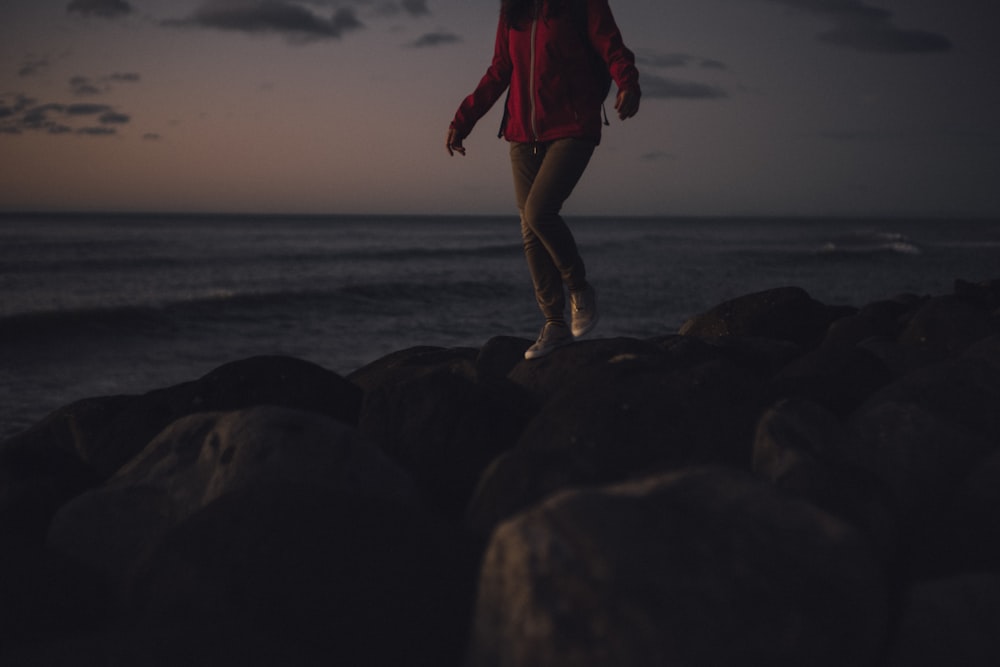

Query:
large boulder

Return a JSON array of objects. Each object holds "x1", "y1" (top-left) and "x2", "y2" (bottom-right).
[
  {"x1": 47, "y1": 406, "x2": 413, "y2": 588},
  {"x1": 678, "y1": 286, "x2": 849, "y2": 346},
  {"x1": 466, "y1": 467, "x2": 888, "y2": 667},
  {"x1": 896, "y1": 295, "x2": 996, "y2": 365},
  {"x1": 912, "y1": 448, "x2": 1000, "y2": 577},
  {"x1": 505, "y1": 337, "x2": 665, "y2": 405},
  {"x1": 0, "y1": 396, "x2": 129, "y2": 542},
  {"x1": 476, "y1": 336, "x2": 532, "y2": 378},
  {"x1": 86, "y1": 355, "x2": 363, "y2": 478},
  {"x1": 358, "y1": 358, "x2": 535, "y2": 519},
  {"x1": 1, "y1": 356, "x2": 362, "y2": 491},
  {"x1": 846, "y1": 400, "x2": 995, "y2": 523},
  {"x1": 124, "y1": 482, "x2": 480, "y2": 667},
  {"x1": 752, "y1": 398, "x2": 897, "y2": 564},
  {"x1": 347, "y1": 345, "x2": 479, "y2": 394},
  {"x1": 467, "y1": 357, "x2": 765, "y2": 535},
  {"x1": 769, "y1": 344, "x2": 892, "y2": 415}
]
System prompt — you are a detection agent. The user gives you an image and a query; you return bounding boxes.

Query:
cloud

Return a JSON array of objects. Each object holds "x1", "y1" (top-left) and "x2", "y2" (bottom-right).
[
  {"x1": 0, "y1": 95, "x2": 36, "y2": 125},
  {"x1": 165, "y1": 1, "x2": 364, "y2": 41},
  {"x1": 99, "y1": 111, "x2": 131, "y2": 124},
  {"x1": 700, "y1": 59, "x2": 727, "y2": 70},
  {"x1": 18, "y1": 57, "x2": 52, "y2": 78},
  {"x1": 637, "y1": 53, "x2": 692, "y2": 68},
  {"x1": 409, "y1": 31, "x2": 460, "y2": 48},
  {"x1": 69, "y1": 72, "x2": 142, "y2": 96},
  {"x1": 641, "y1": 74, "x2": 727, "y2": 100},
  {"x1": 758, "y1": 0, "x2": 952, "y2": 53},
  {"x1": 400, "y1": 0, "x2": 430, "y2": 17},
  {"x1": 640, "y1": 150, "x2": 673, "y2": 162},
  {"x1": 77, "y1": 126, "x2": 118, "y2": 135},
  {"x1": 637, "y1": 52, "x2": 728, "y2": 70},
  {"x1": 0, "y1": 95, "x2": 130, "y2": 137},
  {"x1": 70, "y1": 76, "x2": 104, "y2": 96},
  {"x1": 66, "y1": 0, "x2": 133, "y2": 18},
  {"x1": 371, "y1": 0, "x2": 431, "y2": 18}
]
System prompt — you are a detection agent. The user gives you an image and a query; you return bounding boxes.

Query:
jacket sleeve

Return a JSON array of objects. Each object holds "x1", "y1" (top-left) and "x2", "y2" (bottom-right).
[
  {"x1": 586, "y1": 0, "x2": 640, "y2": 95},
  {"x1": 450, "y1": 17, "x2": 512, "y2": 141}
]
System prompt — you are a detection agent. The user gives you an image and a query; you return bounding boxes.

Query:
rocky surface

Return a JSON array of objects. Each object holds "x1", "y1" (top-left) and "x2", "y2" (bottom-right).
[{"x1": 2, "y1": 279, "x2": 999, "y2": 665}]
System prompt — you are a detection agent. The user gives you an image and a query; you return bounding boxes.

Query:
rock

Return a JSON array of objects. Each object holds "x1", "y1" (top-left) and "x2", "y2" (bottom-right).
[
  {"x1": 888, "y1": 574, "x2": 1000, "y2": 667},
  {"x1": 846, "y1": 400, "x2": 995, "y2": 523},
  {"x1": 1, "y1": 356, "x2": 363, "y2": 513},
  {"x1": 466, "y1": 467, "x2": 888, "y2": 667},
  {"x1": 0, "y1": 396, "x2": 129, "y2": 542},
  {"x1": 347, "y1": 345, "x2": 479, "y2": 394},
  {"x1": 656, "y1": 334, "x2": 804, "y2": 377},
  {"x1": 953, "y1": 277, "x2": 1000, "y2": 310},
  {"x1": 358, "y1": 359, "x2": 535, "y2": 519},
  {"x1": 769, "y1": 344, "x2": 892, "y2": 415},
  {"x1": 506, "y1": 337, "x2": 665, "y2": 405},
  {"x1": 857, "y1": 360, "x2": 1000, "y2": 448},
  {"x1": 467, "y1": 357, "x2": 765, "y2": 536},
  {"x1": 924, "y1": 449, "x2": 1000, "y2": 575},
  {"x1": 752, "y1": 398, "x2": 897, "y2": 564},
  {"x1": 855, "y1": 335, "x2": 917, "y2": 379},
  {"x1": 678, "y1": 286, "x2": 848, "y2": 346},
  {"x1": 897, "y1": 295, "x2": 995, "y2": 365},
  {"x1": 962, "y1": 334, "x2": 1000, "y2": 372},
  {"x1": 126, "y1": 482, "x2": 479, "y2": 667},
  {"x1": 0, "y1": 536, "x2": 113, "y2": 656},
  {"x1": 476, "y1": 335, "x2": 532, "y2": 378},
  {"x1": 86, "y1": 355, "x2": 363, "y2": 478},
  {"x1": 46, "y1": 406, "x2": 413, "y2": 587},
  {"x1": 820, "y1": 301, "x2": 907, "y2": 351}
]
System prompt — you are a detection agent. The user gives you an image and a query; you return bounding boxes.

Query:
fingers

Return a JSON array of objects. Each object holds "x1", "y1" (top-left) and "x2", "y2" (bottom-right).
[
  {"x1": 615, "y1": 90, "x2": 640, "y2": 120},
  {"x1": 446, "y1": 128, "x2": 466, "y2": 156}
]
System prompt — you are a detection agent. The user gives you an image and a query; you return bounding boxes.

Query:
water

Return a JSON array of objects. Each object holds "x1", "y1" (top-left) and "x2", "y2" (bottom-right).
[{"x1": 1, "y1": 212, "x2": 997, "y2": 438}]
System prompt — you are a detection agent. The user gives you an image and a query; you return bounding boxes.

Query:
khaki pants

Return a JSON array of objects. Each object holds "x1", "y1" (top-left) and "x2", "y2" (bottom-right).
[{"x1": 510, "y1": 138, "x2": 595, "y2": 323}]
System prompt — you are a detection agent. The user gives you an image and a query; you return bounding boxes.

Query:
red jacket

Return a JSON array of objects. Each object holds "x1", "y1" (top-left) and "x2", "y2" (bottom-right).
[{"x1": 451, "y1": 0, "x2": 640, "y2": 146}]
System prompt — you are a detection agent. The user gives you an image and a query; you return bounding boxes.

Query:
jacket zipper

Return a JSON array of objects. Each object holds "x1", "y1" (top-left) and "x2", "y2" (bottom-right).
[{"x1": 529, "y1": 1, "x2": 540, "y2": 148}]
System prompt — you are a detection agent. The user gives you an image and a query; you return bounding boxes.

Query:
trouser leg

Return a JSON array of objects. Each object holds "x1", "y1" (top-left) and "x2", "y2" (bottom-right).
[{"x1": 509, "y1": 138, "x2": 595, "y2": 322}]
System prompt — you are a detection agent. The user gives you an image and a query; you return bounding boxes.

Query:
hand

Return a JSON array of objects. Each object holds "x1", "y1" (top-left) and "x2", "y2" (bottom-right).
[
  {"x1": 615, "y1": 89, "x2": 640, "y2": 120},
  {"x1": 446, "y1": 127, "x2": 466, "y2": 156}
]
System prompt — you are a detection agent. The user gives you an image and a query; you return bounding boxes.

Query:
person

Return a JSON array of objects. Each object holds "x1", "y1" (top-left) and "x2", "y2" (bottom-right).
[{"x1": 446, "y1": 0, "x2": 640, "y2": 360}]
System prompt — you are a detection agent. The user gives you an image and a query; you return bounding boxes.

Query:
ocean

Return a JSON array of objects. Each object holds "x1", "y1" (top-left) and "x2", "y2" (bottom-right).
[{"x1": 1, "y1": 212, "x2": 997, "y2": 439}]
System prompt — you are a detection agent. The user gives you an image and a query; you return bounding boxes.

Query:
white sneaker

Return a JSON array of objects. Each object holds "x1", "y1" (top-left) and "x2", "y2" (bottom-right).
[
  {"x1": 524, "y1": 322, "x2": 573, "y2": 360},
  {"x1": 570, "y1": 286, "x2": 599, "y2": 338}
]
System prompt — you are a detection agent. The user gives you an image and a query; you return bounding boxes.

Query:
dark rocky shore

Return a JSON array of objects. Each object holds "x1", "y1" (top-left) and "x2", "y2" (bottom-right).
[{"x1": 3, "y1": 279, "x2": 1000, "y2": 666}]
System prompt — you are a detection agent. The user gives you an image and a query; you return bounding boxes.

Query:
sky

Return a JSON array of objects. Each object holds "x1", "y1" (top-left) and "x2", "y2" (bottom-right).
[{"x1": 1, "y1": 0, "x2": 998, "y2": 217}]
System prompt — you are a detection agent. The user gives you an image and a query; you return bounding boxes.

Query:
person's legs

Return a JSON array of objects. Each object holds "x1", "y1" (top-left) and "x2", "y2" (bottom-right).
[{"x1": 510, "y1": 138, "x2": 595, "y2": 324}]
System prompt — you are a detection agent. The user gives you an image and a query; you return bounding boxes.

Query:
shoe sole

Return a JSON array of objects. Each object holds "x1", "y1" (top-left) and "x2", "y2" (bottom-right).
[{"x1": 524, "y1": 337, "x2": 572, "y2": 360}]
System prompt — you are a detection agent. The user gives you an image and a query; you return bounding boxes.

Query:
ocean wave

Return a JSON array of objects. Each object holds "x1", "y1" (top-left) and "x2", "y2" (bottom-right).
[
  {"x1": 817, "y1": 231, "x2": 922, "y2": 256},
  {"x1": 0, "y1": 242, "x2": 522, "y2": 276},
  {"x1": 0, "y1": 280, "x2": 520, "y2": 344}
]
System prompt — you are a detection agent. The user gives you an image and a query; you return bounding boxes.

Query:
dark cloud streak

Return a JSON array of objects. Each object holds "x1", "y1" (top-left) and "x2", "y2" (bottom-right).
[
  {"x1": 637, "y1": 52, "x2": 729, "y2": 70},
  {"x1": 66, "y1": 0, "x2": 133, "y2": 18},
  {"x1": 640, "y1": 74, "x2": 727, "y2": 100},
  {"x1": 758, "y1": 0, "x2": 952, "y2": 53},
  {"x1": 164, "y1": 2, "x2": 364, "y2": 42},
  {"x1": 69, "y1": 72, "x2": 142, "y2": 96},
  {"x1": 18, "y1": 57, "x2": 52, "y2": 78},
  {"x1": 0, "y1": 95, "x2": 131, "y2": 137},
  {"x1": 400, "y1": 0, "x2": 430, "y2": 17},
  {"x1": 410, "y1": 32, "x2": 461, "y2": 48}
]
